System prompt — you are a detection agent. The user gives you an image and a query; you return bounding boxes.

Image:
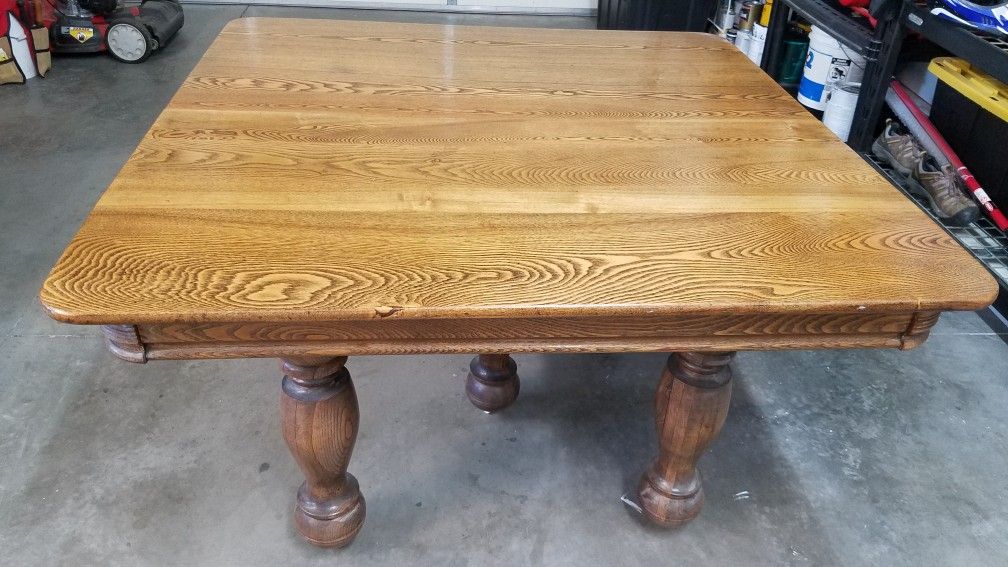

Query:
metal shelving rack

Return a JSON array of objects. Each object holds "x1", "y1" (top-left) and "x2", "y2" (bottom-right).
[
  {"x1": 765, "y1": 0, "x2": 878, "y2": 61},
  {"x1": 882, "y1": 3, "x2": 1008, "y2": 338},
  {"x1": 903, "y1": 3, "x2": 1008, "y2": 85},
  {"x1": 752, "y1": 0, "x2": 1008, "y2": 151},
  {"x1": 760, "y1": 0, "x2": 908, "y2": 151}
]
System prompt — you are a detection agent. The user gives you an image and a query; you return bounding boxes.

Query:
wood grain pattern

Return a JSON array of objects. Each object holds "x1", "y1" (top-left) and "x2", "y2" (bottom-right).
[
  {"x1": 281, "y1": 356, "x2": 365, "y2": 547},
  {"x1": 126, "y1": 311, "x2": 937, "y2": 357},
  {"x1": 138, "y1": 334, "x2": 903, "y2": 359},
  {"x1": 638, "y1": 352, "x2": 734, "y2": 527},
  {"x1": 137, "y1": 312, "x2": 915, "y2": 343},
  {"x1": 39, "y1": 19, "x2": 996, "y2": 330}
]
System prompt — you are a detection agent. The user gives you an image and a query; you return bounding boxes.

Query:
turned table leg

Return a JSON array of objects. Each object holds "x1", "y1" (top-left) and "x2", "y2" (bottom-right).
[
  {"x1": 638, "y1": 351, "x2": 734, "y2": 527},
  {"x1": 466, "y1": 354, "x2": 520, "y2": 412},
  {"x1": 280, "y1": 356, "x2": 365, "y2": 548}
]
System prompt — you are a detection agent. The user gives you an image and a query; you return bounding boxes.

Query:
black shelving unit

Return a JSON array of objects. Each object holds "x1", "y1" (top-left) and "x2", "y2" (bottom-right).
[
  {"x1": 903, "y1": 4, "x2": 1008, "y2": 85},
  {"x1": 768, "y1": 0, "x2": 878, "y2": 59},
  {"x1": 759, "y1": 0, "x2": 907, "y2": 151},
  {"x1": 864, "y1": 153, "x2": 1008, "y2": 341},
  {"x1": 881, "y1": 3, "x2": 1008, "y2": 340},
  {"x1": 759, "y1": 0, "x2": 1008, "y2": 151}
]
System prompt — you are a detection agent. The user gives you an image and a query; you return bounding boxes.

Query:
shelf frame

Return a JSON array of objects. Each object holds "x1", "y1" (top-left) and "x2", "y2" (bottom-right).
[
  {"x1": 904, "y1": 3, "x2": 1008, "y2": 86},
  {"x1": 779, "y1": 0, "x2": 880, "y2": 58},
  {"x1": 760, "y1": 0, "x2": 903, "y2": 150}
]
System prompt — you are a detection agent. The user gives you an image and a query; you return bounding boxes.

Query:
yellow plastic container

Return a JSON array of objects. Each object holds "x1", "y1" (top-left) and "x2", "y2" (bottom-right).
[
  {"x1": 927, "y1": 57, "x2": 1008, "y2": 211},
  {"x1": 927, "y1": 57, "x2": 1008, "y2": 122}
]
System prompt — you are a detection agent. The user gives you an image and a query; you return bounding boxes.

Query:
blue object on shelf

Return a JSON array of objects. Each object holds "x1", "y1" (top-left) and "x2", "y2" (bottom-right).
[{"x1": 931, "y1": 0, "x2": 1008, "y2": 37}]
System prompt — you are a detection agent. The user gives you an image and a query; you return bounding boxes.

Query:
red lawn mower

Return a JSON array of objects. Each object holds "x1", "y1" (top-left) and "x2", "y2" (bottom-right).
[{"x1": 33, "y1": 0, "x2": 183, "y2": 63}]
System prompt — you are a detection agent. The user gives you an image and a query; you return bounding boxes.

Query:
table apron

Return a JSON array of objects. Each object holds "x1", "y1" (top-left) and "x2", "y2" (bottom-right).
[{"x1": 101, "y1": 311, "x2": 940, "y2": 361}]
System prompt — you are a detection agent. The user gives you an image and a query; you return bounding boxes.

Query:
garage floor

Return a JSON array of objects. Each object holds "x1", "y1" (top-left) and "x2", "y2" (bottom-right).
[{"x1": 2, "y1": 5, "x2": 1008, "y2": 565}]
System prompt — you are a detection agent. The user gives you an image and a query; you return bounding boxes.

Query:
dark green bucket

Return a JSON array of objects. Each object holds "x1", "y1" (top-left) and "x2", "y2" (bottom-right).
[{"x1": 776, "y1": 38, "x2": 809, "y2": 86}]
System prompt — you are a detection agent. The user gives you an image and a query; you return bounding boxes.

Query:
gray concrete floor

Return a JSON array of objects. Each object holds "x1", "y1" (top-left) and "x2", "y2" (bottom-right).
[{"x1": 2, "y1": 5, "x2": 1007, "y2": 565}]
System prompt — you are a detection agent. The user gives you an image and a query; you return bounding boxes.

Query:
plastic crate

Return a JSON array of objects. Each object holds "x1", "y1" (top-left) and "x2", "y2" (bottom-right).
[{"x1": 928, "y1": 57, "x2": 1008, "y2": 211}]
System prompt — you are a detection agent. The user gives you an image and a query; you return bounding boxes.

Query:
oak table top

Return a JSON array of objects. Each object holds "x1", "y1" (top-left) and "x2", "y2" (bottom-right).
[
  {"x1": 38, "y1": 18, "x2": 998, "y2": 549},
  {"x1": 40, "y1": 18, "x2": 997, "y2": 359}
]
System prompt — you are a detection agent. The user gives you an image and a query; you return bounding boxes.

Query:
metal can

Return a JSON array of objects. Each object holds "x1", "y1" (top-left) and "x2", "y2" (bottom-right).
[
  {"x1": 738, "y1": 1, "x2": 763, "y2": 31},
  {"x1": 726, "y1": 28, "x2": 738, "y2": 44}
]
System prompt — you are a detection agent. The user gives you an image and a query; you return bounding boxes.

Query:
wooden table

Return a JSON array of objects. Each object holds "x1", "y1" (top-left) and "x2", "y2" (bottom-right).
[{"x1": 41, "y1": 18, "x2": 996, "y2": 548}]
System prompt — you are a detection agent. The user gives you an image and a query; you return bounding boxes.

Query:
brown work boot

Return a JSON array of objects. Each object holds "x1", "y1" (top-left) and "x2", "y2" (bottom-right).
[
  {"x1": 872, "y1": 119, "x2": 923, "y2": 177},
  {"x1": 908, "y1": 153, "x2": 980, "y2": 226}
]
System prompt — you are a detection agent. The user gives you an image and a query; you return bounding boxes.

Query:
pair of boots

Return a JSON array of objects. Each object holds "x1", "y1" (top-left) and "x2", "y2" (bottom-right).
[{"x1": 871, "y1": 119, "x2": 979, "y2": 226}]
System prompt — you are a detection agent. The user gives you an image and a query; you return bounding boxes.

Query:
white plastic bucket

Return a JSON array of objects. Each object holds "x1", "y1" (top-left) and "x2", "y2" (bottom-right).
[
  {"x1": 735, "y1": 30, "x2": 752, "y2": 56},
  {"x1": 748, "y1": 24, "x2": 767, "y2": 65},
  {"x1": 822, "y1": 83, "x2": 860, "y2": 141},
  {"x1": 797, "y1": 26, "x2": 865, "y2": 110}
]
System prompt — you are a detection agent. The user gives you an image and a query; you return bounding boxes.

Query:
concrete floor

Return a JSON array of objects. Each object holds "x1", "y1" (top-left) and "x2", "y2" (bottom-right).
[{"x1": 2, "y1": 5, "x2": 1008, "y2": 565}]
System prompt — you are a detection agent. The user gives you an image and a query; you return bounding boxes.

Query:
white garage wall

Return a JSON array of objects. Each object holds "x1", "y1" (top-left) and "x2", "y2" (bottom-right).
[{"x1": 185, "y1": 0, "x2": 596, "y2": 15}]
